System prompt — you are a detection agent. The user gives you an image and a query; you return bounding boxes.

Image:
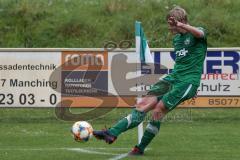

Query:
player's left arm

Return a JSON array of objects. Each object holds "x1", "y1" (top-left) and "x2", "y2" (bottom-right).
[{"x1": 179, "y1": 23, "x2": 204, "y2": 38}]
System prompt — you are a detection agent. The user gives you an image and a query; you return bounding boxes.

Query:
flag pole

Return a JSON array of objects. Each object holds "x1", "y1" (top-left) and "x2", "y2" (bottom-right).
[
  {"x1": 135, "y1": 21, "x2": 144, "y2": 144},
  {"x1": 135, "y1": 21, "x2": 154, "y2": 144}
]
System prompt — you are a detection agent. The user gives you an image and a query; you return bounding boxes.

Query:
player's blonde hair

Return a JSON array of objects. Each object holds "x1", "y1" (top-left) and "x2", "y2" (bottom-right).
[{"x1": 166, "y1": 6, "x2": 188, "y2": 23}]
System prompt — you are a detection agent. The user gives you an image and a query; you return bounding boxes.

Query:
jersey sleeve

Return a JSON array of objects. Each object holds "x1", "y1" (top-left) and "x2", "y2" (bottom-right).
[{"x1": 197, "y1": 27, "x2": 207, "y2": 39}]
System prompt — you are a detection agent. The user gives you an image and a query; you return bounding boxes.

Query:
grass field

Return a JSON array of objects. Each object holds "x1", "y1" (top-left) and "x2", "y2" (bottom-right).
[
  {"x1": 0, "y1": 0, "x2": 239, "y2": 160},
  {"x1": 0, "y1": 108, "x2": 240, "y2": 160}
]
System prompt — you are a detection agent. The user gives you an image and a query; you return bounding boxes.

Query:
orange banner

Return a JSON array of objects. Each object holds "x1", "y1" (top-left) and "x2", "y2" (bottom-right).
[
  {"x1": 62, "y1": 96, "x2": 136, "y2": 107},
  {"x1": 60, "y1": 96, "x2": 240, "y2": 108},
  {"x1": 179, "y1": 97, "x2": 240, "y2": 108},
  {"x1": 62, "y1": 51, "x2": 108, "y2": 71}
]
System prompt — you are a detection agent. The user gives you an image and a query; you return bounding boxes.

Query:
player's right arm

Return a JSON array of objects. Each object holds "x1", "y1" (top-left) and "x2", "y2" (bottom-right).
[{"x1": 168, "y1": 17, "x2": 204, "y2": 38}]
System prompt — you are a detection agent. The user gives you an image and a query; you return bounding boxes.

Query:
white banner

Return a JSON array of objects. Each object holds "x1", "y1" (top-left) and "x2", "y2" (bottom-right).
[{"x1": 0, "y1": 52, "x2": 61, "y2": 107}]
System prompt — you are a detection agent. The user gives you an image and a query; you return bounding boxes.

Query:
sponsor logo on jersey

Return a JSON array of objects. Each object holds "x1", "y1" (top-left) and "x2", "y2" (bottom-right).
[{"x1": 176, "y1": 48, "x2": 188, "y2": 57}]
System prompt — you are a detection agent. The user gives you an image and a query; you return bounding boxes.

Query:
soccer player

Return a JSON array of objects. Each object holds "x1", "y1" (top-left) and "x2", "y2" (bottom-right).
[{"x1": 93, "y1": 6, "x2": 207, "y2": 155}]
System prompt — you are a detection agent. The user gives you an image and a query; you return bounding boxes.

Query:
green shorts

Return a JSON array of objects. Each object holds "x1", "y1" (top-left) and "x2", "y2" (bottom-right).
[{"x1": 147, "y1": 79, "x2": 198, "y2": 111}]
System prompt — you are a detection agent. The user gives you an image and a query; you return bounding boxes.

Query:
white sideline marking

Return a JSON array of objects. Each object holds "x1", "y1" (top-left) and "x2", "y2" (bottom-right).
[
  {"x1": 0, "y1": 148, "x2": 60, "y2": 151},
  {"x1": 66, "y1": 148, "x2": 118, "y2": 156},
  {"x1": 81, "y1": 147, "x2": 137, "y2": 150},
  {"x1": 0, "y1": 147, "x2": 151, "y2": 159},
  {"x1": 108, "y1": 148, "x2": 152, "y2": 160},
  {"x1": 0, "y1": 147, "x2": 137, "y2": 151},
  {"x1": 108, "y1": 153, "x2": 129, "y2": 160}
]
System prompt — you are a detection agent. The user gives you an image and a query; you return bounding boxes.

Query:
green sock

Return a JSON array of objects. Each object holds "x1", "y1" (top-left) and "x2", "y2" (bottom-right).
[
  {"x1": 137, "y1": 120, "x2": 161, "y2": 152},
  {"x1": 109, "y1": 108, "x2": 146, "y2": 137}
]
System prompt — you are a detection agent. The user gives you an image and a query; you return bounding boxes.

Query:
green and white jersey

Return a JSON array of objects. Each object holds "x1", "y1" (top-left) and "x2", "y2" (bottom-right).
[{"x1": 165, "y1": 27, "x2": 207, "y2": 86}]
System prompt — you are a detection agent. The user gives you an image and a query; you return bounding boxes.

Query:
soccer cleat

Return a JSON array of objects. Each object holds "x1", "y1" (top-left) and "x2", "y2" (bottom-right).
[
  {"x1": 93, "y1": 129, "x2": 117, "y2": 144},
  {"x1": 128, "y1": 146, "x2": 144, "y2": 156}
]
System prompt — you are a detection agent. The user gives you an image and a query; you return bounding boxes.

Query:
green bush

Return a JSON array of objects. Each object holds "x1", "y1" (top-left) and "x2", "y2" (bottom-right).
[{"x1": 0, "y1": 0, "x2": 239, "y2": 47}]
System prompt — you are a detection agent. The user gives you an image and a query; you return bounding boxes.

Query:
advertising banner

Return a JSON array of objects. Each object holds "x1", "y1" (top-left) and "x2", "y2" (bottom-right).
[
  {"x1": 0, "y1": 52, "x2": 61, "y2": 107},
  {"x1": 0, "y1": 48, "x2": 239, "y2": 108}
]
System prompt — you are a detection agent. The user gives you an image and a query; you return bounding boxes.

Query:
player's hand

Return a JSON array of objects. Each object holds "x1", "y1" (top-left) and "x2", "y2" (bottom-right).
[{"x1": 168, "y1": 17, "x2": 184, "y2": 27}]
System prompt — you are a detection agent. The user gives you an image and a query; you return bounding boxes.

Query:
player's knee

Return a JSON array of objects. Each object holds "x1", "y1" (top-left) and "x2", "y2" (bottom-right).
[
  {"x1": 135, "y1": 105, "x2": 145, "y2": 112},
  {"x1": 136, "y1": 96, "x2": 157, "y2": 112},
  {"x1": 156, "y1": 101, "x2": 168, "y2": 113},
  {"x1": 136, "y1": 99, "x2": 145, "y2": 109},
  {"x1": 136, "y1": 99, "x2": 146, "y2": 106}
]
